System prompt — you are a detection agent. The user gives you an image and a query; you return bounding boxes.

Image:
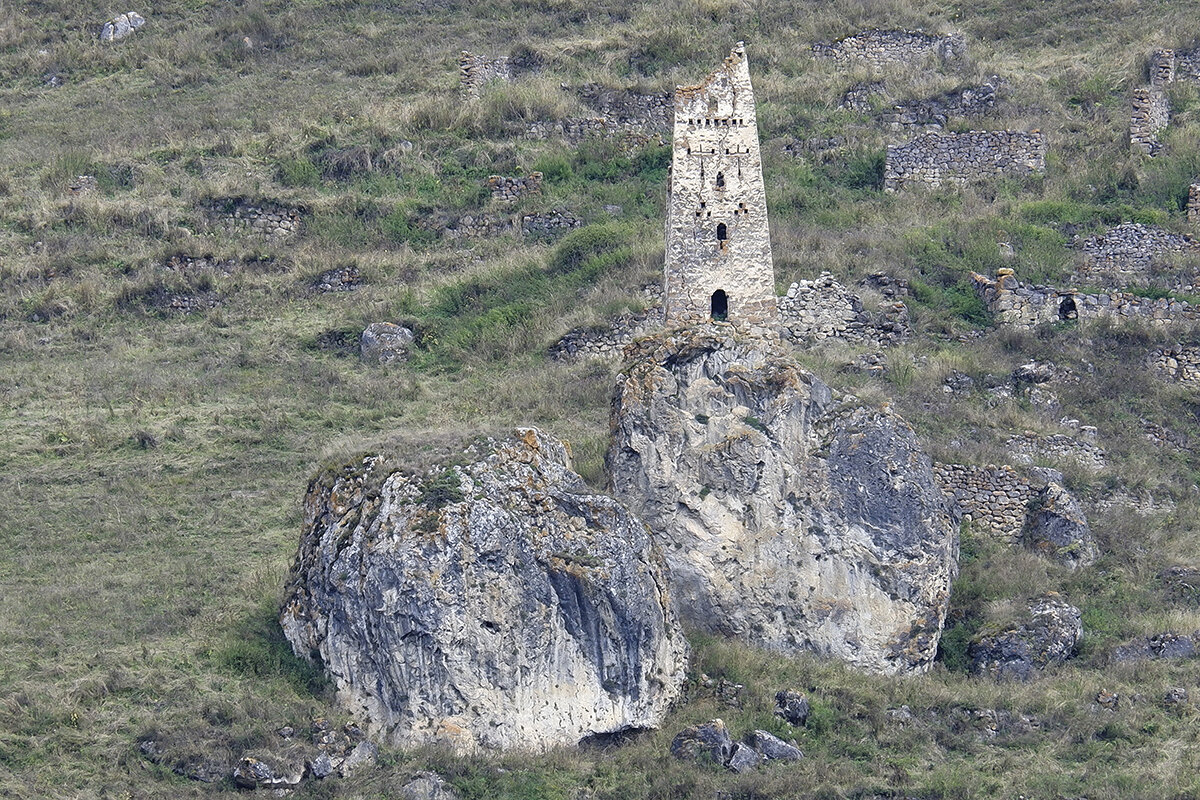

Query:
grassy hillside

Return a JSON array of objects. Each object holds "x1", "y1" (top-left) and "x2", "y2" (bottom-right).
[{"x1": 2, "y1": 0, "x2": 1200, "y2": 797}]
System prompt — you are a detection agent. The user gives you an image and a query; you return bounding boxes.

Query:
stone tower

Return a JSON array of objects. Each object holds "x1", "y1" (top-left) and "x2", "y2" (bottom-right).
[{"x1": 664, "y1": 43, "x2": 776, "y2": 328}]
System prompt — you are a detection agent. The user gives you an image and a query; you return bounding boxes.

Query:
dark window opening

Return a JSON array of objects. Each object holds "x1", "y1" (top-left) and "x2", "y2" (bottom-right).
[
  {"x1": 711, "y1": 290, "x2": 728, "y2": 321},
  {"x1": 1058, "y1": 295, "x2": 1077, "y2": 320},
  {"x1": 716, "y1": 222, "x2": 728, "y2": 248},
  {"x1": 715, "y1": 172, "x2": 725, "y2": 188}
]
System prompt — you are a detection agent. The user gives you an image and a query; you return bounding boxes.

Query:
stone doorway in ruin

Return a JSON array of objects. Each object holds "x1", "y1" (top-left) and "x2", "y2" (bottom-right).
[{"x1": 1058, "y1": 294, "x2": 1077, "y2": 320}]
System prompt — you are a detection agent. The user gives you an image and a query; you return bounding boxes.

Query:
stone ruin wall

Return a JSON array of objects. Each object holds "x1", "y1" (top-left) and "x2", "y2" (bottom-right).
[
  {"x1": 213, "y1": 199, "x2": 302, "y2": 240},
  {"x1": 881, "y1": 82, "x2": 997, "y2": 132},
  {"x1": 884, "y1": 131, "x2": 1046, "y2": 191},
  {"x1": 550, "y1": 273, "x2": 911, "y2": 362},
  {"x1": 664, "y1": 43, "x2": 777, "y2": 331},
  {"x1": 777, "y1": 272, "x2": 910, "y2": 347},
  {"x1": 488, "y1": 172, "x2": 543, "y2": 202},
  {"x1": 1130, "y1": 88, "x2": 1170, "y2": 155},
  {"x1": 434, "y1": 209, "x2": 582, "y2": 240},
  {"x1": 1072, "y1": 223, "x2": 1200, "y2": 290},
  {"x1": 1152, "y1": 345, "x2": 1200, "y2": 385},
  {"x1": 1006, "y1": 431, "x2": 1106, "y2": 471},
  {"x1": 525, "y1": 87, "x2": 671, "y2": 147},
  {"x1": 812, "y1": 29, "x2": 964, "y2": 67},
  {"x1": 932, "y1": 463, "x2": 1038, "y2": 543},
  {"x1": 972, "y1": 268, "x2": 1200, "y2": 329},
  {"x1": 1188, "y1": 184, "x2": 1200, "y2": 224},
  {"x1": 459, "y1": 51, "x2": 511, "y2": 97}
]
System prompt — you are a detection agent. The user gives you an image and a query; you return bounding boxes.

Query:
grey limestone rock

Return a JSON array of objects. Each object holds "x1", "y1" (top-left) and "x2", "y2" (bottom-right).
[
  {"x1": 360, "y1": 322, "x2": 415, "y2": 364},
  {"x1": 774, "y1": 690, "x2": 810, "y2": 726},
  {"x1": 727, "y1": 741, "x2": 763, "y2": 773},
  {"x1": 399, "y1": 771, "x2": 461, "y2": 800},
  {"x1": 969, "y1": 595, "x2": 1082, "y2": 680},
  {"x1": 281, "y1": 428, "x2": 688, "y2": 752},
  {"x1": 100, "y1": 12, "x2": 145, "y2": 42},
  {"x1": 669, "y1": 719, "x2": 734, "y2": 766},
  {"x1": 749, "y1": 730, "x2": 803, "y2": 761},
  {"x1": 1022, "y1": 482, "x2": 1096, "y2": 568},
  {"x1": 607, "y1": 327, "x2": 957, "y2": 674}
]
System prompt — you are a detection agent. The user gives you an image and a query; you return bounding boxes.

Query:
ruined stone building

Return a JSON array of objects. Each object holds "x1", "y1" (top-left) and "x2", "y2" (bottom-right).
[{"x1": 663, "y1": 43, "x2": 777, "y2": 329}]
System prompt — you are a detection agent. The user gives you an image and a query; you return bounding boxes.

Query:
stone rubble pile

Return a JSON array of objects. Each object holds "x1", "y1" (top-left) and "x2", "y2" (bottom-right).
[
  {"x1": 487, "y1": 172, "x2": 543, "y2": 202},
  {"x1": 1151, "y1": 345, "x2": 1200, "y2": 384},
  {"x1": 100, "y1": 11, "x2": 145, "y2": 42}
]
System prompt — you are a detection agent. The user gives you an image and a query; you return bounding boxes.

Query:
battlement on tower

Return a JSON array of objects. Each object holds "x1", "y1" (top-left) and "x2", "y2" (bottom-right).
[{"x1": 663, "y1": 43, "x2": 777, "y2": 329}]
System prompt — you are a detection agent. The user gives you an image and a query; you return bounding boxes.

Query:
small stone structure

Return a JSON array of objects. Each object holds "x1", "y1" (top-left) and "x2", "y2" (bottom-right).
[
  {"x1": 459, "y1": 51, "x2": 511, "y2": 97},
  {"x1": 549, "y1": 290, "x2": 663, "y2": 363},
  {"x1": 664, "y1": 43, "x2": 776, "y2": 330},
  {"x1": 435, "y1": 209, "x2": 582, "y2": 239},
  {"x1": 777, "y1": 272, "x2": 910, "y2": 346},
  {"x1": 1130, "y1": 88, "x2": 1170, "y2": 155},
  {"x1": 1073, "y1": 223, "x2": 1200, "y2": 289},
  {"x1": 884, "y1": 131, "x2": 1046, "y2": 191},
  {"x1": 487, "y1": 172, "x2": 542, "y2": 202},
  {"x1": 812, "y1": 29, "x2": 964, "y2": 67},
  {"x1": 100, "y1": 11, "x2": 145, "y2": 42},
  {"x1": 932, "y1": 463, "x2": 1039, "y2": 543},
  {"x1": 1006, "y1": 431, "x2": 1105, "y2": 470},
  {"x1": 1149, "y1": 48, "x2": 1200, "y2": 87},
  {"x1": 1188, "y1": 184, "x2": 1200, "y2": 223},
  {"x1": 972, "y1": 268, "x2": 1200, "y2": 328},
  {"x1": 67, "y1": 175, "x2": 98, "y2": 195},
  {"x1": 882, "y1": 82, "x2": 997, "y2": 131},
  {"x1": 214, "y1": 199, "x2": 302, "y2": 239},
  {"x1": 1151, "y1": 345, "x2": 1200, "y2": 384}
]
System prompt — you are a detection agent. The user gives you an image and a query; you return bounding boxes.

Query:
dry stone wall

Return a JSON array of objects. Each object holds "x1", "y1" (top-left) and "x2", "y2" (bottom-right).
[
  {"x1": 1130, "y1": 89, "x2": 1170, "y2": 155},
  {"x1": 884, "y1": 131, "x2": 1045, "y2": 191},
  {"x1": 459, "y1": 51, "x2": 511, "y2": 97},
  {"x1": 972, "y1": 268, "x2": 1200, "y2": 328},
  {"x1": 1006, "y1": 431, "x2": 1105, "y2": 470},
  {"x1": 549, "y1": 286, "x2": 663, "y2": 362},
  {"x1": 882, "y1": 82, "x2": 997, "y2": 131},
  {"x1": 435, "y1": 209, "x2": 582, "y2": 239},
  {"x1": 1150, "y1": 48, "x2": 1200, "y2": 87},
  {"x1": 932, "y1": 463, "x2": 1037, "y2": 543},
  {"x1": 778, "y1": 272, "x2": 910, "y2": 346},
  {"x1": 214, "y1": 199, "x2": 302, "y2": 240},
  {"x1": 524, "y1": 86, "x2": 670, "y2": 147},
  {"x1": 487, "y1": 172, "x2": 542, "y2": 202},
  {"x1": 812, "y1": 29, "x2": 964, "y2": 67},
  {"x1": 664, "y1": 43, "x2": 776, "y2": 331},
  {"x1": 1188, "y1": 184, "x2": 1200, "y2": 223},
  {"x1": 1074, "y1": 223, "x2": 1200, "y2": 290},
  {"x1": 1152, "y1": 345, "x2": 1200, "y2": 384}
]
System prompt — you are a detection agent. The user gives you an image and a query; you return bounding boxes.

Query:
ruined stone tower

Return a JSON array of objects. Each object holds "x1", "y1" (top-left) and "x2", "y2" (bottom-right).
[{"x1": 664, "y1": 43, "x2": 776, "y2": 328}]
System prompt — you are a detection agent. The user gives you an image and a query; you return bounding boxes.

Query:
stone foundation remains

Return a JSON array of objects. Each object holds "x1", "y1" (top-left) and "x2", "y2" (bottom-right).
[
  {"x1": 1073, "y1": 223, "x2": 1200, "y2": 290},
  {"x1": 777, "y1": 272, "x2": 910, "y2": 346},
  {"x1": 812, "y1": 29, "x2": 964, "y2": 67},
  {"x1": 1151, "y1": 345, "x2": 1200, "y2": 384},
  {"x1": 524, "y1": 85, "x2": 671, "y2": 147},
  {"x1": 434, "y1": 209, "x2": 582, "y2": 239},
  {"x1": 1188, "y1": 184, "x2": 1200, "y2": 223},
  {"x1": 882, "y1": 81, "x2": 997, "y2": 131},
  {"x1": 972, "y1": 268, "x2": 1200, "y2": 328},
  {"x1": 487, "y1": 172, "x2": 543, "y2": 202},
  {"x1": 213, "y1": 199, "x2": 303, "y2": 240},
  {"x1": 884, "y1": 131, "x2": 1045, "y2": 191},
  {"x1": 1006, "y1": 431, "x2": 1106, "y2": 471},
  {"x1": 549, "y1": 285, "x2": 663, "y2": 363},
  {"x1": 459, "y1": 51, "x2": 511, "y2": 97},
  {"x1": 1130, "y1": 88, "x2": 1170, "y2": 155}
]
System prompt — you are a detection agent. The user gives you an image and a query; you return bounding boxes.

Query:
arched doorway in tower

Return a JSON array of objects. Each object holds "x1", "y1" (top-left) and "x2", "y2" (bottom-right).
[
  {"x1": 716, "y1": 222, "x2": 728, "y2": 250},
  {"x1": 711, "y1": 289, "x2": 728, "y2": 321}
]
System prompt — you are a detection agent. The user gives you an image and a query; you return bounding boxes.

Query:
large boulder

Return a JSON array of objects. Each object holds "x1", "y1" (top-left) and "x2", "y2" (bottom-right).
[
  {"x1": 1022, "y1": 481, "x2": 1096, "y2": 568},
  {"x1": 607, "y1": 327, "x2": 957, "y2": 674},
  {"x1": 969, "y1": 594, "x2": 1082, "y2": 680},
  {"x1": 281, "y1": 428, "x2": 688, "y2": 752}
]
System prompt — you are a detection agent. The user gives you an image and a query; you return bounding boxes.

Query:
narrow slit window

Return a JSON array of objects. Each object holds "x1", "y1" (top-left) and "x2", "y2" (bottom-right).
[
  {"x1": 715, "y1": 172, "x2": 725, "y2": 188},
  {"x1": 711, "y1": 290, "x2": 728, "y2": 321}
]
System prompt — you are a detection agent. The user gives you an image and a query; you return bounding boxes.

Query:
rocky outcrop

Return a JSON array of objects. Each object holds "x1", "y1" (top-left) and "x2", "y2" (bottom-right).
[
  {"x1": 607, "y1": 327, "x2": 957, "y2": 674},
  {"x1": 281, "y1": 428, "x2": 688, "y2": 752},
  {"x1": 100, "y1": 11, "x2": 145, "y2": 42},
  {"x1": 969, "y1": 595, "x2": 1082, "y2": 681},
  {"x1": 1021, "y1": 481, "x2": 1096, "y2": 568},
  {"x1": 360, "y1": 323, "x2": 414, "y2": 364}
]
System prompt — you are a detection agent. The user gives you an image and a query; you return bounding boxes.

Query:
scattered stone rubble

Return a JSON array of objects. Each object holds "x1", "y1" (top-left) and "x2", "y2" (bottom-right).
[
  {"x1": 487, "y1": 172, "x2": 543, "y2": 202},
  {"x1": 972, "y1": 268, "x2": 1200, "y2": 328},
  {"x1": 67, "y1": 175, "x2": 98, "y2": 195},
  {"x1": 312, "y1": 265, "x2": 362, "y2": 292},
  {"x1": 812, "y1": 29, "x2": 964, "y2": 67},
  {"x1": 884, "y1": 131, "x2": 1046, "y2": 191},
  {"x1": 100, "y1": 11, "x2": 145, "y2": 42}
]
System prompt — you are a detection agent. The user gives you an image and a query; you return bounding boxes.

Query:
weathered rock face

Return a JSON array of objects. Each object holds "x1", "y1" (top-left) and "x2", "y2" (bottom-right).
[
  {"x1": 281, "y1": 428, "x2": 689, "y2": 752},
  {"x1": 360, "y1": 322, "x2": 414, "y2": 364},
  {"x1": 607, "y1": 328, "x2": 957, "y2": 674},
  {"x1": 969, "y1": 595, "x2": 1082, "y2": 681},
  {"x1": 1022, "y1": 482, "x2": 1096, "y2": 568}
]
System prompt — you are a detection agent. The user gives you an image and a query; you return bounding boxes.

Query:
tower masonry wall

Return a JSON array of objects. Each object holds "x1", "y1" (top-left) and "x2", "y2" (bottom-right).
[{"x1": 664, "y1": 43, "x2": 776, "y2": 329}]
